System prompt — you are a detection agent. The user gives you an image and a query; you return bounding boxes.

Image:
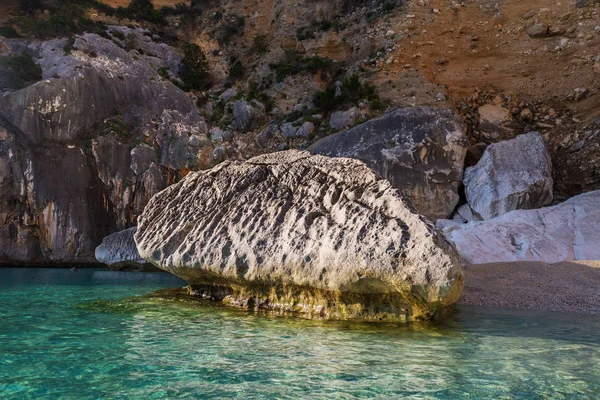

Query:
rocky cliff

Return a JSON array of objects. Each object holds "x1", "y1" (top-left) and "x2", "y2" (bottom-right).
[{"x1": 0, "y1": 29, "x2": 213, "y2": 265}]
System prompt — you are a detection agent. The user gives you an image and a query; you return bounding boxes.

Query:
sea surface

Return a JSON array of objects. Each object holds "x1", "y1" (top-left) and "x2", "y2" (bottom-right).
[{"x1": 0, "y1": 268, "x2": 599, "y2": 399}]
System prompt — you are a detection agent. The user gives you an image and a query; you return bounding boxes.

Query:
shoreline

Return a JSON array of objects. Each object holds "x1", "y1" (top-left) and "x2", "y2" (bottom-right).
[
  {"x1": 2, "y1": 260, "x2": 599, "y2": 315},
  {"x1": 458, "y1": 260, "x2": 600, "y2": 315}
]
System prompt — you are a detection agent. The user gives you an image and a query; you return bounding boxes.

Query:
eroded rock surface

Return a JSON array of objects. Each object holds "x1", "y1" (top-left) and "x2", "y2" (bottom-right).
[
  {"x1": 95, "y1": 227, "x2": 159, "y2": 272},
  {"x1": 444, "y1": 191, "x2": 600, "y2": 264},
  {"x1": 464, "y1": 132, "x2": 553, "y2": 220},
  {"x1": 135, "y1": 150, "x2": 464, "y2": 321},
  {"x1": 309, "y1": 107, "x2": 469, "y2": 221}
]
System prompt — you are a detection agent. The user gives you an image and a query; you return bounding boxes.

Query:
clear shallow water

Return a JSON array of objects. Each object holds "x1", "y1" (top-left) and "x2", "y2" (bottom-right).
[{"x1": 0, "y1": 268, "x2": 599, "y2": 399}]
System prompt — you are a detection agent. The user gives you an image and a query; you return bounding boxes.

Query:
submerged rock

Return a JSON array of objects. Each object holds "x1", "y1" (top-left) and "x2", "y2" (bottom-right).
[
  {"x1": 464, "y1": 132, "x2": 553, "y2": 220},
  {"x1": 309, "y1": 107, "x2": 469, "y2": 221},
  {"x1": 135, "y1": 150, "x2": 464, "y2": 321},
  {"x1": 444, "y1": 190, "x2": 600, "y2": 264},
  {"x1": 95, "y1": 227, "x2": 160, "y2": 272}
]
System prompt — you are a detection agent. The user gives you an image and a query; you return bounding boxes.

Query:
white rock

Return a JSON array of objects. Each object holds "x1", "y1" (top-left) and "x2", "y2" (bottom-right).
[
  {"x1": 135, "y1": 150, "x2": 464, "y2": 320},
  {"x1": 456, "y1": 204, "x2": 481, "y2": 222},
  {"x1": 95, "y1": 227, "x2": 158, "y2": 272},
  {"x1": 464, "y1": 132, "x2": 553, "y2": 220},
  {"x1": 445, "y1": 191, "x2": 600, "y2": 264}
]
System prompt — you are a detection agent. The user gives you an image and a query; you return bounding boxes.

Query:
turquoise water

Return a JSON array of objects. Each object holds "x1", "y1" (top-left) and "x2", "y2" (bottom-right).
[{"x1": 0, "y1": 268, "x2": 599, "y2": 399}]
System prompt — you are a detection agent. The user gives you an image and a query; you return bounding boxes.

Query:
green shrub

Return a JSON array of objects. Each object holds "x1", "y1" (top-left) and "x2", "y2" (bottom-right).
[
  {"x1": 229, "y1": 58, "x2": 244, "y2": 80},
  {"x1": 157, "y1": 67, "x2": 169, "y2": 79},
  {"x1": 0, "y1": 53, "x2": 43, "y2": 90},
  {"x1": 269, "y1": 51, "x2": 333, "y2": 82},
  {"x1": 63, "y1": 37, "x2": 76, "y2": 55},
  {"x1": 312, "y1": 83, "x2": 337, "y2": 112},
  {"x1": 19, "y1": 0, "x2": 44, "y2": 14},
  {"x1": 296, "y1": 27, "x2": 315, "y2": 41},
  {"x1": 99, "y1": 116, "x2": 133, "y2": 140},
  {"x1": 313, "y1": 74, "x2": 383, "y2": 113},
  {"x1": 251, "y1": 34, "x2": 269, "y2": 54},
  {"x1": 0, "y1": 26, "x2": 22, "y2": 38},
  {"x1": 314, "y1": 20, "x2": 333, "y2": 32},
  {"x1": 304, "y1": 56, "x2": 333, "y2": 74},
  {"x1": 382, "y1": 1, "x2": 397, "y2": 14},
  {"x1": 160, "y1": 3, "x2": 193, "y2": 15},
  {"x1": 125, "y1": 33, "x2": 137, "y2": 50},
  {"x1": 220, "y1": 15, "x2": 245, "y2": 45},
  {"x1": 116, "y1": 0, "x2": 166, "y2": 25},
  {"x1": 180, "y1": 43, "x2": 211, "y2": 90},
  {"x1": 9, "y1": 2, "x2": 108, "y2": 39},
  {"x1": 111, "y1": 30, "x2": 126, "y2": 40},
  {"x1": 297, "y1": 20, "x2": 333, "y2": 41},
  {"x1": 246, "y1": 81, "x2": 275, "y2": 112}
]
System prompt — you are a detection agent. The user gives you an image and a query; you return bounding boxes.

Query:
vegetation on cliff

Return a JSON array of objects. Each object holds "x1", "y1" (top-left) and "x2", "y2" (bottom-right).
[{"x1": 0, "y1": 53, "x2": 42, "y2": 90}]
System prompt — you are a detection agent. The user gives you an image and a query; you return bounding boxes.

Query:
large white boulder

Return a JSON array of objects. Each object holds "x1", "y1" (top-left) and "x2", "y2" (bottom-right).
[
  {"x1": 444, "y1": 191, "x2": 600, "y2": 264},
  {"x1": 135, "y1": 150, "x2": 464, "y2": 321},
  {"x1": 464, "y1": 132, "x2": 553, "y2": 220}
]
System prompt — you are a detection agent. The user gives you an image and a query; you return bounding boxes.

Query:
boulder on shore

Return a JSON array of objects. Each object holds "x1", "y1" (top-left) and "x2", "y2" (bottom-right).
[
  {"x1": 464, "y1": 132, "x2": 553, "y2": 220},
  {"x1": 308, "y1": 107, "x2": 468, "y2": 221},
  {"x1": 95, "y1": 227, "x2": 160, "y2": 272},
  {"x1": 135, "y1": 150, "x2": 464, "y2": 321},
  {"x1": 444, "y1": 190, "x2": 600, "y2": 264}
]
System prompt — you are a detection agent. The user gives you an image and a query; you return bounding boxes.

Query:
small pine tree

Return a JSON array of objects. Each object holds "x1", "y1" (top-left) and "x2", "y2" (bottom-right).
[{"x1": 180, "y1": 43, "x2": 211, "y2": 91}]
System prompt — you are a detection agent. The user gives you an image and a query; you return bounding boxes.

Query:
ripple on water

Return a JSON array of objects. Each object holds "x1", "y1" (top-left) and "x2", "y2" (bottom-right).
[{"x1": 0, "y1": 268, "x2": 599, "y2": 399}]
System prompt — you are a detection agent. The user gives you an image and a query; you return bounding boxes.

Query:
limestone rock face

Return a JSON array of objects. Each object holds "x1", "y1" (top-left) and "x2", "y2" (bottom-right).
[
  {"x1": 309, "y1": 107, "x2": 469, "y2": 221},
  {"x1": 0, "y1": 33, "x2": 194, "y2": 144},
  {"x1": 0, "y1": 29, "x2": 213, "y2": 265},
  {"x1": 135, "y1": 150, "x2": 464, "y2": 321},
  {"x1": 464, "y1": 132, "x2": 553, "y2": 220},
  {"x1": 0, "y1": 117, "x2": 109, "y2": 264},
  {"x1": 95, "y1": 228, "x2": 159, "y2": 272},
  {"x1": 444, "y1": 191, "x2": 600, "y2": 264}
]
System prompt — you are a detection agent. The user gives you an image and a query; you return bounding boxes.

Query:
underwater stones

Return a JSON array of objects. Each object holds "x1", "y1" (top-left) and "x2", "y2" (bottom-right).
[
  {"x1": 135, "y1": 150, "x2": 464, "y2": 321},
  {"x1": 445, "y1": 190, "x2": 600, "y2": 264},
  {"x1": 95, "y1": 227, "x2": 159, "y2": 272},
  {"x1": 309, "y1": 107, "x2": 469, "y2": 221},
  {"x1": 464, "y1": 132, "x2": 553, "y2": 220}
]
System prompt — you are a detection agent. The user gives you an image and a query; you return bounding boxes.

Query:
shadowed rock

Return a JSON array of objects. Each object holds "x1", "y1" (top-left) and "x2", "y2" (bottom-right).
[
  {"x1": 308, "y1": 107, "x2": 469, "y2": 221},
  {"x1": 135, "y1": 150, "x2": 464, "y2": 321},
  {"x1": 95, "y1": 227, "x2": 160, "y2": 272}
]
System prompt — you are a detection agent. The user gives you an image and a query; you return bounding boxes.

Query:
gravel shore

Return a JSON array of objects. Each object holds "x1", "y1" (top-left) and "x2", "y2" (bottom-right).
[{"x1": 458, "y1": 261, "x2": 600, "y2": 314}]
